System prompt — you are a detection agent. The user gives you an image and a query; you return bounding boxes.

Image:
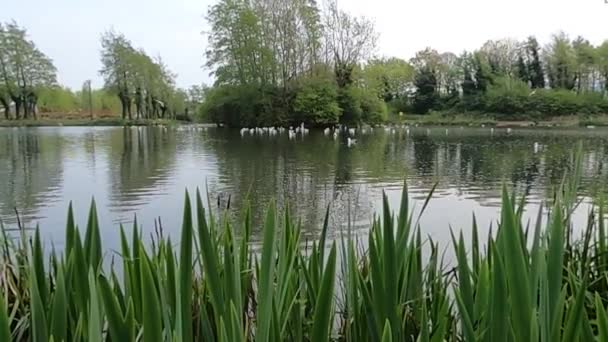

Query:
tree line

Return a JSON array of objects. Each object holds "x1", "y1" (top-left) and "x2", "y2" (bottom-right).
[
  {"x1": 408, "y1": 34, "x2": 608, "y2": 117},
  {"x1": 200, "y1": 0, "x2": 387, "y2": 127},
  {"x1": 201, "y1": 0, "x2": 608, "y2": 126},
  {"x1": 4, "y1": 7, "x2": 608, "y2": 124},
  {"x1": 0, "y1": 21, "x2": 204, "y2": 121},
  {"x1": 0, "y1": 22, "x2": 57, "y2": 120}
]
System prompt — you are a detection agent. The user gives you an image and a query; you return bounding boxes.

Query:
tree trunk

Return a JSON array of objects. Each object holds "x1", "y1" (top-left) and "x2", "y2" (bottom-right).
[
  {"x1": 12, "y1": 96, "x2": 21, "y2": 120},
  {"x1": 126, "y1": 96, "x2": 132, "y2": 120},
  {"x1": 0, "y1": 98, "x2": 9, "y2": 120},
  {"x1": 32, "y1": 100, "x2": 38, "y2": 120}
]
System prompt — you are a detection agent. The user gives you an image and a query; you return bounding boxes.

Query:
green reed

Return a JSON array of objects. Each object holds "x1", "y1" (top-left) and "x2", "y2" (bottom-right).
[{"x1": 1, "y1": 147, "x2": 608, "y2": 341}]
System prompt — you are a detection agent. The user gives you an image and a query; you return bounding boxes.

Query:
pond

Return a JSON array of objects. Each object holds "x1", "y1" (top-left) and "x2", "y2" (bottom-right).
[{"x1": 1, "y1": 125, "x2": 607, "y2": 254}]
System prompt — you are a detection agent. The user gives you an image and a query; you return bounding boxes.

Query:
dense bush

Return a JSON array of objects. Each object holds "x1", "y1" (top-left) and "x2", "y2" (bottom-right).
[
  {"x1": 292, "y1": 77, "x2": 341, "y2": 126},
  {"x1": 200, "y1": 79, "x2": 389, "y2": 127},
  {"x1": 37, "y1": 86, "x2": 80, "y2": 112},
  {"x1": 484, "y1": 77, "x2": 530, "y2": 115},
  {"x1": 337, "y1": 86, "x2": 363, "y2": 125},
  {"x1": 199, "y1": 85, "x2": 285, "y2": 127},
  {"x1": 360, "y1": 91, "x2": 388, "y2": 123},
  {"x1": 467, "y1": 76, "x2": 608, "y2": 118}
]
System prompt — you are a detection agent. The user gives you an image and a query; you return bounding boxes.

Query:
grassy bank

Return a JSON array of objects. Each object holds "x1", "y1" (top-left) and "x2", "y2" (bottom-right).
[
  {"x1": 1, "y1": 147, "x2": 607, "y2": 341},
  {"x1": 0, "y1": 118, "x2": 178, "y2": 127},
  {"x1": 396, "y1": 112, "x2": 608, "y2": 128}
]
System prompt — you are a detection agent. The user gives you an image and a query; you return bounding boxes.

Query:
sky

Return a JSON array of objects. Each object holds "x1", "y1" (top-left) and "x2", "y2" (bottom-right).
[{"x1": 2, "y1": 0, "x2": 608, "y2": 90}]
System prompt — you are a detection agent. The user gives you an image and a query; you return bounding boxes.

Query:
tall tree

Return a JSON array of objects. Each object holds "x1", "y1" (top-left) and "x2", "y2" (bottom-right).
[
  {"x1": 361, "y1": 57, "x2": 414, "y2": 101},
  {"x1": 100, "y1": 31, "x2": 177, "y2": 120},
  {"x1": 412, "y1": 66, "x2": 438, "y2": 114},
  {"x1": 524, "y1": 36, "x2": 545, "y2": 89},
  {"x1": 0, "y1": 21, "x2": 57, "y2": 120},
  {"x1": 324, "y1": 0, "x2": 377, "y2": 87},
  {"x1": 544, "y1": 32, "x2": 577, "y2": 90},
  {"x1": 572, "y1": 36, "x2": 597, "y2": 92}
]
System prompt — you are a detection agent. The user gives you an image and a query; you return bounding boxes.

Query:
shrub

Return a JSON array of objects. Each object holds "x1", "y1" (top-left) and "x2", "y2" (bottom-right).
[
  {"x1": 338, "y1": 86, "x2": 363, "y2": 125},
  {"x1": 199, "y1": 85, "x2": 278, "y2": 127},
  {"x1": 37, "y1": 86, "x2": 80, "y2": 112},
  {"x1": 292, "y1": 77, "x2": 341, "y2": 126},
  {"x1": 360, "y1": 91, "x2": 388, "y2": 124},
  {"x1": 484, "y1": 77, "x2": 530, "y2": 115}
]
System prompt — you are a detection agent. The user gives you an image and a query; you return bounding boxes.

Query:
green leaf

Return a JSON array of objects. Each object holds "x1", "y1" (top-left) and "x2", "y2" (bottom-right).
[
  {"x1": 256, "y1": 201, "x2": 277, "y2": 342},
  {"x1": 0, "y1": 291, "x2": 11, "y2": 342},
  {"x1": 141, "y1": 248, "x2": 162, "y2": 342},
  {"x1": 311, "y1": 243, "x2": 337, "y2": 342},
  {"x1": 50, "y1": 267, "x2": 67, "y2": 342},
  {"x1": 179, "y1": 190, "x2": 194, "y2": 342}
]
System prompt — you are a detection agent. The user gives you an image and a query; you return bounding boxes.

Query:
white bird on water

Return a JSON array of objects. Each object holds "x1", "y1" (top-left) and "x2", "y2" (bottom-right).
[
  {"x1": 347, "y1": 137, "x2": 357, "y2": 147},
  {"x1": 490, "y1": 127, "x2": 494, "y2": 134},
  {"x1": 534, "y1": 142, "x2": 540, "y2": 153},
  {"x1": 333, "y1": 130, "x2": 339, "y2": 140},
  {"x1": 507, "y1": 128, "x2": 512, "y2": 134},
  {"x1": 288, "y1": 129, "x2": 296, "y2": 140},
  {"x1": 240, "y1": 128, "x2": 248, "y2": 136},
  {"x1": 324, "y1": 127, "x2": 331, "y2": 136},
  {"x1": 445, "y1": 128, "x2": 449, "y2": 136},
  {"x1": 348, "y1": 128, "x2": 356, "y2": 136}
]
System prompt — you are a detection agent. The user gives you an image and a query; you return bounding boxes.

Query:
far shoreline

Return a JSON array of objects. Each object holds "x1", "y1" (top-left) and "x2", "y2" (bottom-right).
[{"x1": 1, "y1": 113, "x2": 608, "y2": 128}]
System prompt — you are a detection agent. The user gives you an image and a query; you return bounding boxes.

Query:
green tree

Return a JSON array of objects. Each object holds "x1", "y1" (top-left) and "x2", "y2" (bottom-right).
[
  {"x1": 572, "y1": 36, "x2": 597, "y2": 93},
  {"x1": 100, "y1": 31, "x2": 177, "y2": 120},
  {"x1": 361, "y1": 57, "x2": 414, "y2": 102},
  {"x1": 324, "y1": 0, "x2": 378, "y2": 88},
  {"x1": 0, "y1": 21, "x2": 57, "y2": 120},
  {"x1": 412, "y1": 66, "x2": 438, "y2": 114},
  {"x1": 544, "y1": 32, "x2": 577, "y2": 90},
  {"x1": 525, "y1": 36, "x2": 545, "y2": 89},
  {"x1": 293, "y1": 76, "x2": 341, "y2": 125}
]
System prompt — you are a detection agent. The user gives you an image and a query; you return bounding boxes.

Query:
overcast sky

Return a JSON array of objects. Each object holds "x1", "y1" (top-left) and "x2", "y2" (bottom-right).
[{"x1": 3, "y1": 0, "x2": 608, "y2": 90}]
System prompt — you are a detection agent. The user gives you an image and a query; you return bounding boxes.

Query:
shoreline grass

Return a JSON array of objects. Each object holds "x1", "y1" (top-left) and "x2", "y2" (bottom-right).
[
  {"x1": 0, "y1": 118, "x2": 179, "y2": 127},
  {"x1": 1, "y1": 147, "x2": 607, "y2": 341}
]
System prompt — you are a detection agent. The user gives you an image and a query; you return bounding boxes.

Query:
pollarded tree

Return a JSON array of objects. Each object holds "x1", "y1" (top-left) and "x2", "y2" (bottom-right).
[
  {"x1": 100, "y1": 31, "x2": 178, "y2": 119},
  {"x1": 100, "y1": 30, "x2": 137, "y2": 119},
  {"x1": 0, "y1": 21, "x2": 57, "y2": 120}
]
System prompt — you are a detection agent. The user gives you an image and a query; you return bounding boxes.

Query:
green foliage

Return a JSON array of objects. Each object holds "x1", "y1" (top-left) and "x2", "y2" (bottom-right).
[
  {"x1": 360, "y1": 90, "x2": 388, "y2": 123},
  {"x1": 37, "y1": 86, "x2": 79, "y2": 112},
  {"x1": 100, "y1": 31, "x2": 180, "y2": 120},
  {"x1": 293, "y1": 77, "x2": 341, "y2": 125},
  {"x1": 0, "y1": 21, "x2": 57, "y2": 120},
  {"x1": 199, "y1": 84, "x2": 282, "y2": 127},
  {"x1": 484, "y1": 77, "x2": 530, "y2": 114},
  {"x1": 338, "y1": 86, "x2": 363, "y2": 124},
  {"x1": 412, "y1": 67, "x2": 438, "y2": 114}
]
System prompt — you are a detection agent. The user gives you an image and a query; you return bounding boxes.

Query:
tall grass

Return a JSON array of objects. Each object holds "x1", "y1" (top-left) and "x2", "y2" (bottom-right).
[{"x1": 1, "y1": 149, "x2": 608, "y2": 341}]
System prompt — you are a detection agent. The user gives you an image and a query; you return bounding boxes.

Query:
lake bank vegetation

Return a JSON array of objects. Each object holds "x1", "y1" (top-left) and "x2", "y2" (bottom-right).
[
  {"x1": 0, "y1": 21, "x2": 204, "y2": 123},
  {"x1": 4, "y1": 2, "x2": 608, "y2": 127},
  {"x1": 2, "y1": 148, "x2": 608, "y2": 341},
  {"x1": 199, "y1": 1, "x2": 608, "y2": 127}
]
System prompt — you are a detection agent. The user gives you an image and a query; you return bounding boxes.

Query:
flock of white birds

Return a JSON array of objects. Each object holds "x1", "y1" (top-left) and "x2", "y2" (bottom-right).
[
  {"x1": 176, "y1": 123, "x2": 601, "y2": 153},
  {"x1": 232, "y1": 123, "x2": 532, "y2": 148}
]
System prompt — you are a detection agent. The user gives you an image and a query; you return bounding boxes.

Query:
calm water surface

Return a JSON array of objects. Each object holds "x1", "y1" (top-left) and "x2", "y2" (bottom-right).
[{"x1": 1, "y1": 125, "x2": 607, "y2": 253}]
